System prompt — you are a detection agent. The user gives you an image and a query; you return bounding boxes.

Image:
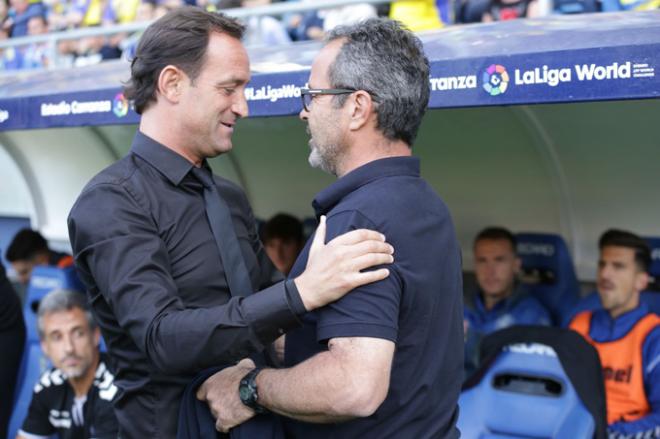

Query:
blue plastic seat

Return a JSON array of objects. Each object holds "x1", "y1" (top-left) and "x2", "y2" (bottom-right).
[
  {"x1": 7, "y1": 265, "x2": 84, "y2": 439},
  {"x1": 458, "y1": 342, "x2": 595, "y2": 438},
  {"x1": 516, "y1": 233, "x2": 580, "y2": 326}
]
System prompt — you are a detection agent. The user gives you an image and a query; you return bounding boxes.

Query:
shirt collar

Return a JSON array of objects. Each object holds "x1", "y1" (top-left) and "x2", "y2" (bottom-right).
[
  {"x1": 312, "y1": 156, "x2": 420, "y2": 217},
  {"x1": 130, "y1": 131, "x2": 196, "y2": 186}
]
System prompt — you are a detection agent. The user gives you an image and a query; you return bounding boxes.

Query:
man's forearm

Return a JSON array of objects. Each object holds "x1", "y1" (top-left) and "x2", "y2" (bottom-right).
[{"x1": 256, "y1": 351, "x2": 366, "y2": 423}]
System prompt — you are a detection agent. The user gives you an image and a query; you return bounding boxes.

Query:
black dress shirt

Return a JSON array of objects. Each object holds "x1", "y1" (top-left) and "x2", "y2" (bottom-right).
[{"x1": 68, "y1": 131, "x2": 305, "y2": 438}]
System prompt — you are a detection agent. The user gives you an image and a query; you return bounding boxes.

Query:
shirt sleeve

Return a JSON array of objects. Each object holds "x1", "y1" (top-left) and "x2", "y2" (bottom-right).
[
  {"x1": 607, "y1": 325, "x2": 660, "y2": 437},
  {"x1": 68, "y1": 182, "x2": 304, "y2": 374},
  {"x1": 19, "y1": 385, "x2": 56, "y2": 437},
  {"x1": 315, "y1": 210, "x2": 402, "y2": 344}
]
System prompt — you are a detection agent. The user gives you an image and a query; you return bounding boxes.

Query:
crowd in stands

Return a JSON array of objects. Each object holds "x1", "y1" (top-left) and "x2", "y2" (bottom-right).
[{"x1": 1, "y1": 0, "x2": 658, "y2": 71}]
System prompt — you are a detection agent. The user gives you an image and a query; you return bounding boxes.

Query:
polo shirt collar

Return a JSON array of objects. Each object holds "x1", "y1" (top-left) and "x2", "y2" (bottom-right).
[
  {"x1": 130, "y1": 130, "x2": 196, "y2": 186},
  {"x1": 312, "y1": 156, "x2": 420, "y2": 217}
]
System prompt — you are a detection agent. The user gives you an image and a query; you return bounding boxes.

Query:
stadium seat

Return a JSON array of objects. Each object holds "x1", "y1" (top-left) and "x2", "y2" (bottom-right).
[
  {"x1": 567, "y1": 236, "x2": 660, "y2": 322},
  {"x1": 7, "y1": 265, "x2": 84, "y2": 439},
  {"x1": 458, "y1": 326, "x2": 606, "y2": 439},
  {"x1": 516, "y1": 233, "x2": 580, "y2": 326}
]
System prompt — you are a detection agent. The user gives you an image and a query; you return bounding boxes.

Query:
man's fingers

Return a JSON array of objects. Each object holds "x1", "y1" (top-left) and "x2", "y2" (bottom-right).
[
  {"x1": 339, "y1": 239, "x2": 394, "y2": 260},
  {"x1": 237, "y1": 358, "x2": 255, "y2": 369},
  {"x1": 196, "y1": 383, "x2": 207, "y2": 401},
  {"x1": 328, "y1": 228, "x2": 386, "y2": 247},
  {"x1": 349, "y1": 268, "x2": 390, "y2": 288},
  {"x1": 349, "y1": 253, "x2": 395, "y2": 273},
  {"x1": 308, "y1": 215, "x2": 327, "y2": 258}
]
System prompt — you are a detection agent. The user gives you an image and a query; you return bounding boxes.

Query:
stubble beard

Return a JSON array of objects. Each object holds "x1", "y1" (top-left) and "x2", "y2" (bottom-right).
[{"x1": 307, "y1": 127, "x2": 342, "y2": 177}]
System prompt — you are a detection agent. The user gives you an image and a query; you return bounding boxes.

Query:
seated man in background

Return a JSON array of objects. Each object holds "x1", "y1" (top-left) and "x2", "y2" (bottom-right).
[
  {"x1": 261, "y1": 213, "x2": 306, "y2": 364},
  {"x1": 16, "y1": 289, "x2": 118, "y2": 439},
  {"x1": 464, "y1": 227, "x2": 551, "y2": 375},
  {"x1": 570, "y1": 229, "x2": 660, "y2": 438},
  {"x1": 5, "y1": 229, "x2": 73, "y2": 285},
  {"x1": 261, "y1": 213, "x2": 305, "y2": 277}
]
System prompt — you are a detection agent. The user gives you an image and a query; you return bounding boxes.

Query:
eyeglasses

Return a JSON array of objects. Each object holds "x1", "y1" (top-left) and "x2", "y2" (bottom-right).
[{"x1": 300, "y1": 88, "x2": 356, "y2": 112}]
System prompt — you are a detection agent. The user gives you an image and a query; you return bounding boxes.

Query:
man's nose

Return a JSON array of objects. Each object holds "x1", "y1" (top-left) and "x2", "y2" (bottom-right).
[
  {"x1": 233, "y1": 94, "x2": 249, "y2": 119},
  {"x1": 299, "y1": 107, "x2": 309, "y2": 122}
]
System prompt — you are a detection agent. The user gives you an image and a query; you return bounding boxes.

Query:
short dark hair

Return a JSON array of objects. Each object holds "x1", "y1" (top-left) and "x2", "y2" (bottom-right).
[
  {"x1": 6, "y1": 228, "x2": 49, "y2": 262},
  {"x1": 474, "y1": 226, "x2": 517, "y2": 253},
  {"x1": 124, "y1": 7, "x2": 245, "y2": 114},
  {"x1": 325, "y1": 18, "x2": 430, "y2": 147},
  {"x1": 599, "y1": 229, "x2": 650, "y2": 272},
  {"x1": 261, "y1": 213, "x2": 304, "y2": 244}
]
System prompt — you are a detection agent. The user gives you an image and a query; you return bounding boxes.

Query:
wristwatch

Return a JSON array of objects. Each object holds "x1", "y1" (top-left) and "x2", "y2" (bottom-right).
[{"x1": 239, "y1": 367, "x2": 267, "y2": 414}]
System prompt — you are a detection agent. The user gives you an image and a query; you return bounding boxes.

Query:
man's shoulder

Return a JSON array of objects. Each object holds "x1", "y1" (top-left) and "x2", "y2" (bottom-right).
[{"x1": 81, "y1": 154, "x2": 138, "y2": 193}]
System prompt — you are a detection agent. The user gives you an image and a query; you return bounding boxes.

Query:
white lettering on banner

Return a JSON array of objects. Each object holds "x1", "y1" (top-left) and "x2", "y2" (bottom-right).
[
  {"x1": 514, "y1": 66, "x2": 571, "y2": 87},
  {"x1": 245, "y1": 84, "x2": 301, "y2": 102},
  {"x1": 574, "y1": 62, "x2": 631, "y2": 81},
  {"x1": 71, "y1": 100, "x2": 111, "y2": 114},
  {"x1": 41, "y1": 100, "x2": 112, "y2": 117},
  {"x1": 507, "y1": 343, "x2": 557, "y2": 357},
  {"x1": 0, "y1": 109, "x2": 8, "y2": 123},
  {"x1": 429, "y1": 75, "x2": 477, "y2": 91},
  {"x1": 41, "y1": 101, "x2": 71, "y2": 116},
  {"x1": 517, "y1": 243, "x2": 555, "y2": 257}
]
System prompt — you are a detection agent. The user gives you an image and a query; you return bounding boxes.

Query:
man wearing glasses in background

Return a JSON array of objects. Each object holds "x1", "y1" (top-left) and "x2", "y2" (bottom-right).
[{"x1": 198, "y1": 18, "x2": 464, "y2": 438}]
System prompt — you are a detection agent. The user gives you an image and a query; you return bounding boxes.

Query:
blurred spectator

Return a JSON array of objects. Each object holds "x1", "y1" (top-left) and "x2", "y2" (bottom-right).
[
  {"x1": 482, "y1": 0, "x2": 540, "y2": 21},
  {"x1": 0, "y1": 261, "x2": 25, "y2": 439},
  {"x1": 389, "y1": 0, "x2": 444, "y2": 31},
  {"x1": 134, "y1": 0, "x2": 156, "y2": 21},
  {"x1": 5, "y1": 229, "x2": 73, "y2": 285},
  {"x1": 20, "y1": 15, "x2": 50, "y2": 68},
  {"x1": 321, "y1": 2, "x2": 377, "y2": 33},
  {"x1": 16, "y1": 289, "x2": 118, "y2": 439},
  {"x1": 241, "y1": 0, "x2": 291, "y2": 46},
  {"x1": 261, "y1": 213, "x2": 304, "y2": 276},
  {"x1": 463, "y1": 227, "x2": 551, "y2": 377},
  {"x1": 3, "y1": 0, "x2": 45, "y2": 37}
]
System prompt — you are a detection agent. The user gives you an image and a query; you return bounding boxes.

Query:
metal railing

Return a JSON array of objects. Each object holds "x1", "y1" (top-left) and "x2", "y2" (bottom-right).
[{"x1": 0, "y1": 0, "x2": 390, "y2": 70}]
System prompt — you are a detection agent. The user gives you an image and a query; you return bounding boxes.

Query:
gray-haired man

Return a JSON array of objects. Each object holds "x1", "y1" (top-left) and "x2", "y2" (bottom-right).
[{"x1": 16, "y1": 289, "x2": 118, "y2": 439}]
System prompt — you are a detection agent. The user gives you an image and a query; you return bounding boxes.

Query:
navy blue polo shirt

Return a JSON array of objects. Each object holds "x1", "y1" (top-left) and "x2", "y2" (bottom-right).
[{"x1": 284, "y1": 156, "x2": 464, "y2": 438}]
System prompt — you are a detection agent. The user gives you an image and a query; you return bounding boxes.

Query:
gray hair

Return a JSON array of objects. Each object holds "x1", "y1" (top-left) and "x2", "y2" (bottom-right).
[
  {"x1": 37, "y1": 289, "x2": 96, "y2": 339},
  {"x1": 325, "y1": 18, "x2": 430, "y2": 147}
]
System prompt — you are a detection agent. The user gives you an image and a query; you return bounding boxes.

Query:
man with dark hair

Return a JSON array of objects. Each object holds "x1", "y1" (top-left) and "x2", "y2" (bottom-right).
[
  {"x1": 463, "y1": 226, "x2": 551, "y2": 375},
  {"x1": 68, "y1": 7, "x2": 393, "y2": 438},
  {"x1": 570, "y1": 229, "x2": 660, "y2": 438},
  {"x1": 261, "y1": 213, "x2": 304, "y2": 276},
  {"x1": 6, "y1": 229, "x2": 73, "y2": 285},
  {"x1": 198, "y1": 18, "x2": 463, "y2": 438},
  {"x1": 16, "y1": 289, "x2": 118, "y2": 439}
]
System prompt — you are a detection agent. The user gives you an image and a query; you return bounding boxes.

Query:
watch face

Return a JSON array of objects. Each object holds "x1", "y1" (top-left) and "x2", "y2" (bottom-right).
[{"x1": 239, "y1": 384, "x2": 252, "y2": 401}]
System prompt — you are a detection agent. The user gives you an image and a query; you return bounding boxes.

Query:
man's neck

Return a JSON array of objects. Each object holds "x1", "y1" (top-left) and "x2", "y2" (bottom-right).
[
  {"x1": 139, "y1": 112, "x2": 202, "y2": 166},
  {"x1": 609, "y1": 293, "x2": 640, "y2": 319},
  {"x1": 482, "y1": 288, "x2": 514, "y2": 311},
  {"x1": 69, "y1": 355, "x2": 99, "y2": 398},
  {"x1": 336, "y1": 136, "x2": 411, "y2": 178}
]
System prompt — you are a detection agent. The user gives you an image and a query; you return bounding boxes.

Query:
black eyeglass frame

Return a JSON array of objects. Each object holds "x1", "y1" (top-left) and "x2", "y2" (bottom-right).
[{"x1": 300, "y1": 88, "x2": 357, "y2": 112}]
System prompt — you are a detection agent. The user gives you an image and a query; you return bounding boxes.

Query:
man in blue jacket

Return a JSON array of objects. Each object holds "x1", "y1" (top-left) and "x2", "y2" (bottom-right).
[{"x1": 464, "y1": 227, "x2": 551, "y2": 376}]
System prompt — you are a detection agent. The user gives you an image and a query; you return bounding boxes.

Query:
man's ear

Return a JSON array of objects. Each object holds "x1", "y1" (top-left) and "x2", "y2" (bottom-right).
[
  {"x1": 635, "y1": 271, "x2": 649, "y2": 293},
  {"x1": 347, "y1": 90, "x2": 375, "y2": 131},
  {"x1": 157, "y1": 65, "x2": 185, "y2": 103}
]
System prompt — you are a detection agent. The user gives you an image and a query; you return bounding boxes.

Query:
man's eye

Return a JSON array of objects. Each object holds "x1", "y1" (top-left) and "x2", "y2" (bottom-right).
[{"x1": 223, "y1": 88, "x2": 235, "y2": 95}]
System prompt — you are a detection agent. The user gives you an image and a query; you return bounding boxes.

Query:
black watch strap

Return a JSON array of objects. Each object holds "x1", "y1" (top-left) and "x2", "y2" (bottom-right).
[{"x1": 239, "y1": 367, "x2": 267, "y2": 414}]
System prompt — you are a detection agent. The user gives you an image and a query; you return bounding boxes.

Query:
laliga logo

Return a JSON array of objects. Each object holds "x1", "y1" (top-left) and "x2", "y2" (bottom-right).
[
  {"x1": 113, "y1": 93, "x2": 129, "y2": 118},
  {"x1": 0, "y1": 109, "x2": 8, "y2": 123},
  {"x1": 483, "y1": 64, "x2": 509, "y2": 96}
]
